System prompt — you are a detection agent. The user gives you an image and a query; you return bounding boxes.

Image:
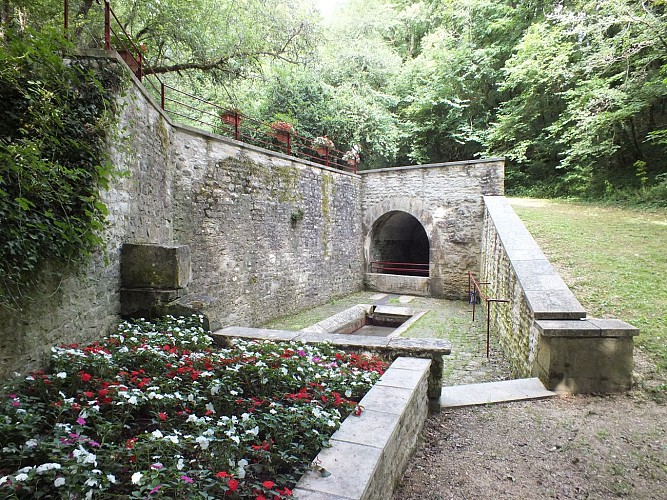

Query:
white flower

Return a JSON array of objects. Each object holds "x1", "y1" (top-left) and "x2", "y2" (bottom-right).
[
  {"x1": 205, "y1": 402, "x2": 215, "y2": 414},
  {"x1": 127, "y1": 396, "x2": 138, "y2": 405},
  {"x1": 131, "y1": 472, "x2": 142, "y2": 484},
  {"x1": 107, "y1": 474, "x2": 116, "y2": 484},
  {"x1": 245, "y1": 426, "x2": 259, "y2": 436},
  {"x1": 24, "y1": 439, "x2": 38, "y2": 448},
  {"x1": 84, "y1": 478, "x2": 99, "y2": 487},
  {"x1": 165, "y1": 435, "x2": 179, "y2": 444},
  {"x1": 15, "y1": 473, "x2": 29, "y2": 482},
  {"x1": 236, "y1": 458, "x2": 248, "y2": 479},
  {"x1": 151, "y1": 429, "x2": 163, "y2": 439},
  {"x1": 54, "y1": 477, "x2": 66, "y2": 487},
  {"x1": 56, "y1": 372, "x2": 67, "y2": 379},
  {"x1": 196, "y1": 436, "x2": 210, "y2": 450},
  {"x1": 230, "y1": 435, "x2": 240, "y2": 445},
  {"x1": 177, "y1": 458, "x2": 185, "y2": 470},
  {"x1": 0, "y1": 476, "x2": 9, "y2": 486},
  {"x1": 36, "y1": 463, "x2": 62, "y2": 474}
]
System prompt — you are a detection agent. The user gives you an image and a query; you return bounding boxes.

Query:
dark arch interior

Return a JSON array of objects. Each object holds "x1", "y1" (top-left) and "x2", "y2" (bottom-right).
[{"x1": 369, "y1": 211, "x2": 429, "y2": 276}]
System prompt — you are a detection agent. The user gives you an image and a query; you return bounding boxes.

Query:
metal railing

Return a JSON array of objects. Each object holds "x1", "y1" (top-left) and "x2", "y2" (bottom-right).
[
  {"x1": 64, "y1": 1, "x2": 358, "y2": 174},
  {"x1": 468, "y1": 271, "x2": 509, "y2": 358},
  {"x1": 370, "y1": 261, "x2": 429, "y2": 276}
]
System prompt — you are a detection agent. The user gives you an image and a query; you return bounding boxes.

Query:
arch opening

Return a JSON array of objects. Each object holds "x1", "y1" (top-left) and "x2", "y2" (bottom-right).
[{"x1": 369, "y1": 211, "x2": 429, "y2": 277}]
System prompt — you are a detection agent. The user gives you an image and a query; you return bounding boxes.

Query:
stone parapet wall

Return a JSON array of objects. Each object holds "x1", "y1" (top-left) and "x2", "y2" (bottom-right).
[
  {"x1": 360, "y1": 160, "x2": 505, "y2": 299},
  {"x1": 481, "y1": 196, "x2": 638, "y2": 393}
]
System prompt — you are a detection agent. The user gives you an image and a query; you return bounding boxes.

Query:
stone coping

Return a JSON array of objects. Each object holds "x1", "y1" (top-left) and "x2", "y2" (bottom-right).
[
  {"x1": 535, "y1": 318, "x2": 639, "y2": 338},
  {"x1": 483, "y1": 196, "x2": 587, "y2": 320},
  {"x1": 358, "y1": 157, "x2": 505, "y2": 175},
  {"x1": 212, "y1": 326, "x2": 451, "y2": 356},
  {"x1": 293, "y1": 357, "x2": 431, "y2": 499},
  {"x1": 300, "y1": 304, "x2": 427, "y2": 339}
]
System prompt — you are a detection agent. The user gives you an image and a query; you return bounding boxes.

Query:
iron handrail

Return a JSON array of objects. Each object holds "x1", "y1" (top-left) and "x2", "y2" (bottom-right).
[
  {"x1": 468, "y1": 271, "x2": 509, "y2": 357},
  {"x1": 64, "y1": 1, "x2": 358, "y2": 174},
  {"x1": 370, "y1": 261, "x2": 429, "y2": 275}
]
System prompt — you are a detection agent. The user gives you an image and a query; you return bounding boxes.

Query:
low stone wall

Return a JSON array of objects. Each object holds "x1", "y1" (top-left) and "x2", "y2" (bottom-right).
[
  {"x1": 212, "y1": 327, "x2": 450, "y2": 407},
  {"x1": 480, "y1": 196, "x2": 638, "y2": 393},
  {"x1": 293, "y1": 357, "x2": 431, "y2": 500}
]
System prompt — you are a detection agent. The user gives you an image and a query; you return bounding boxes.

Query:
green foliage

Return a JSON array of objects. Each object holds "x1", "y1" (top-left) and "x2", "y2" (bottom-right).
[{"x1": 0, "y1": 27, "x2": 122, "y2": 307}]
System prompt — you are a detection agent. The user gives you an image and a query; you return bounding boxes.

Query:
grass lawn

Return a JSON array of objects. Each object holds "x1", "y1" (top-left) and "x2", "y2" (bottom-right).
[{"x1": 510, "y1": 198, "x2": 667, "y2": 372}]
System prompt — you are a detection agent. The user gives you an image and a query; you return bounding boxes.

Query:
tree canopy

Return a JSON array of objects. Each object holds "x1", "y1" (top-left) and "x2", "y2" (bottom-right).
[{"x1": 3, "y1": 0, "x2": 667, "y2": 202}]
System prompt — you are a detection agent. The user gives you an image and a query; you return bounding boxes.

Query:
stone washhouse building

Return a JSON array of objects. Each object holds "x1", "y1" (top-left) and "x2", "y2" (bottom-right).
[{"x1": 0, "y1": 51, "x2": 637, "y2": 395}]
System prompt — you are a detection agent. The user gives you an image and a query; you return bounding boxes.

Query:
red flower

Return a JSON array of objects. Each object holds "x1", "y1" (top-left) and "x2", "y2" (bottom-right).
[
  {"x1": 80, "y1": 372, "x2": 92, "y2": 382},
  {"x1": 125, "y1": 437, "x2": 138, "y2": 449},
  {"x1": 215, "y1": 471, "x2": 231, "y2": 478},
  {"x1": 158, "y1": 412, "x2": 168, "y2": 421},
  {"x1": 228, "y1": 478, "x2": 239, "y2": 492},
  {"x1": 262, "y1": 480, "x2": 275, "y2": 489}
]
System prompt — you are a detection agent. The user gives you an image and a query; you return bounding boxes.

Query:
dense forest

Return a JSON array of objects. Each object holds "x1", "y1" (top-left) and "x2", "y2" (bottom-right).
[{"x1": 3, "y1": 0, "x2": 667, "y2": 202}]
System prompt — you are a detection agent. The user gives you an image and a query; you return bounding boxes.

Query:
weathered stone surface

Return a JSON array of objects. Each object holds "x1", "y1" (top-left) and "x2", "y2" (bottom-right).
[
  {"x1": 536, "y1": 335, "x2": 635, "y2": 393},
  {"x1": 481, "y1": 196, "x2": 637, "y2": 393},
  {"x1": 121, "y1": 243, "x2": 191, "y2": 289},
  {"x1": 361, "y1": 160, "x2": 505, "y2": 300}
]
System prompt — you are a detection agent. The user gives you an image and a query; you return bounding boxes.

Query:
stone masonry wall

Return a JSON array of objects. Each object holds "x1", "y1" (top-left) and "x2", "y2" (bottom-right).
[
  {"x1": 360, "y1": 160, "x2": 505, "y2": 299},
  {"x1": 169, "y1": 127, "x2": 363, "y2": 329},
  {"x1": 0, "y1": 52, "x2": 175, "y2": 379},
  {"x1": 0, "y1": 51, "x2": 362, "y2": 380}
]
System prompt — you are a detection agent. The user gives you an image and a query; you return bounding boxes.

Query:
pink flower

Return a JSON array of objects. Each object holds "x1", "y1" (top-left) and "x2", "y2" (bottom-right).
[
  {"x1": 180, "y1": 475, "x2": 194, "y2": 483},
  {"x1": 149, "y1": 485, "x2": 162, "y2": 495},
  {"x1": 158, "y1": 412, "x2": 168, "y2": 421},
  {"x1": 76, "y1": 417, "x2": 86, "y2": 426}
]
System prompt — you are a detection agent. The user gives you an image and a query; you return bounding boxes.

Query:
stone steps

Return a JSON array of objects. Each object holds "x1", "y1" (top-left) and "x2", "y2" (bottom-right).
[{"x1": 439, "y1": 377, "x2": 557, "y2": 409}]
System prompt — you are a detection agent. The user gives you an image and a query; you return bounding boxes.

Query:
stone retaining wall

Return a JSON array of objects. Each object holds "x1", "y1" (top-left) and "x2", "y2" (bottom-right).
[
  {"x1": 480, "y1": 196, "x2": 638, "y2": 392},
  {"x1": 0, "y1": 51, "x2": 363, "y2": 379}
]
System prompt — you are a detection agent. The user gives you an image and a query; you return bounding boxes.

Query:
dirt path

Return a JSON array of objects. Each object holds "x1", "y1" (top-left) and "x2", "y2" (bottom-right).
[{"x1": 393, "y1": 355, "x2": 667, "y2": 500}]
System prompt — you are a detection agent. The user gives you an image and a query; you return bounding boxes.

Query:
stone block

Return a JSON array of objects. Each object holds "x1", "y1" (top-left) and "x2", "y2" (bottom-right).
[
  {"x1": 121, "y1": 243, "x2": 191, "y2": 289},
  {"x1": 535, "y1": 319, "x2": 601, "y2": 337},
  {"x1": 296, "y1": 441, "x2": 383, "y2": 499},
  {"x1": 333, "y1": 408, "x2": 400, "y2": 448},
  {"x1": 588, "y1": 318, "x2": 639, "y2": 337},
  {"x1": 536, "y1": 334, "x2": 634, "y2": 393},
  {"x1": 211, "y1": 326, "x2": 299, "y2": 345},
  {"x1": 376, "y1": 366, "x2": 428, "y2": 390},
  {"x1": 120, "y1": 288, "x2": 183, "y2": 317}
]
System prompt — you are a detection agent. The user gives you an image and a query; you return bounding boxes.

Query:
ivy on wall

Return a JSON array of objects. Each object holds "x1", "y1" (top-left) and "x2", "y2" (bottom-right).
[{"x1": 0, "y1": 27, "x2": 124, "y2": 308}]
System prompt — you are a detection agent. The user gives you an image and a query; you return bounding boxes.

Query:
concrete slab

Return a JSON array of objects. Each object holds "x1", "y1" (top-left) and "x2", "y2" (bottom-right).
[
  {"x1": 398, "y1": 295, "x2": 415, "y2": 303},
  {"x1": 439, "y1": 377, "x2": 557, "y2": 408},
  {"x1": 369, "y1": 293, "x2": 388, "y2": 300}
]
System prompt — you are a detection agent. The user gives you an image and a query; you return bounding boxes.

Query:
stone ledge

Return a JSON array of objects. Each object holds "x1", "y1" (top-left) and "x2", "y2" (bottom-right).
[
  {"x1": 536, "y1": 319, "x2": 639, "y2": 338},
  {"x1": 212, "y1": 327, "x2": 449, "y2": 403},
  {"x1": 293, "y1": 357, "x2": 430, "y2": 499},
  {"x1": 484, "y1": 196, "x2": 586, "y2": 320}
]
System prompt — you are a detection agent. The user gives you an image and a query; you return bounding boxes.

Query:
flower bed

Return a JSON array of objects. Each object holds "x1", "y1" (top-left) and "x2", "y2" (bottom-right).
[{"x1": 0, "y1": 316, "x2": 386, "y2": 499}]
